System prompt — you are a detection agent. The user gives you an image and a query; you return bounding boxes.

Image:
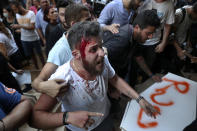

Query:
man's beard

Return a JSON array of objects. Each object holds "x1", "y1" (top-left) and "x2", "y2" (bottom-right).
[{"x1": 82, "y1": 57, "x2": 104, "y2": 76}]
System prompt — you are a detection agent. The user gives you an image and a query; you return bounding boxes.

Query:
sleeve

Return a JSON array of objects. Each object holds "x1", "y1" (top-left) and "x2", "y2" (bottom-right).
[
  {"x1": 97, "y1": 3, "x2": 114, "y2": 26},
  {"x1": 30, "y1": 11, "x2": 36, "y2": 23},
  {"x1": 35, "y1": 12, "x2": 41, "y2": 29},
  {"x1": 0, "y1": 34, "x2": 6, "y2": 44},
  {"x1": 0, "y1": 82, "x2": 21, "y2": 114},
  {"x1": 174, "y1": 8, "x2": 184, "y2": 25},
  {"x1": 47, "y1": 44, "x2": 63, "y2": 66},
  {"x1": 165, "y1": 3, "x2": 175, "y2": 25},
  {"x1": 104, "y1": 55, "x2": 115, "y2": 79},
  {"x1": 48, "y1": 63, "x2": 70, "y2": 81}
]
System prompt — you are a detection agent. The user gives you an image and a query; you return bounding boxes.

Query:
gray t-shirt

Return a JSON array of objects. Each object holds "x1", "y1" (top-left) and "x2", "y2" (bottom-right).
[
  {"x1": 175, "y1": 5, "x2": 197, "y2": 45},
  {"x1": 0, "y1": 28, "x2": 18, "y2": 56}
]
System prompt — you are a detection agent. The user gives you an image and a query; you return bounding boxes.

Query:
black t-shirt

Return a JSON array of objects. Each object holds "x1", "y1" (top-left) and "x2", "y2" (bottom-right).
[
  {"x1": 103, "y1": 24, "x2": 135, "y2": 70},
  {"x1": 45, "y1": 23, "x2": 67, "y2": 54}
]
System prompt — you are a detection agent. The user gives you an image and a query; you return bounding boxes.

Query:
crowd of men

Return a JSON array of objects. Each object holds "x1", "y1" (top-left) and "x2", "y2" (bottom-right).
[{"x1": 0, "y1": 0, "x2": 197, "y2": 130}]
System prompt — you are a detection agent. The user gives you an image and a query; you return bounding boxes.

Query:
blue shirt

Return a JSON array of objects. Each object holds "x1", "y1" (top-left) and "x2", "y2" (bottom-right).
[
  {"x1": 0, "y1": 82, "x2": 21, "y2": 120},
  {"x1": 35, "y1": 9, "x2": 48, "y2": 36},
  {"x1": 47, "y1": 33, "x2": 73, "y2": 66},
  {"x1": 98, "y1": 0, "x2": 133, "y2": 27}
]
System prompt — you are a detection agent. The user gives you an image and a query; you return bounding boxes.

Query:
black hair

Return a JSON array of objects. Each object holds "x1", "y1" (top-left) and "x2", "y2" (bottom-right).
[
  {"x1": 56, "y1": 0, "x2": 73, "y2": 11},
  {"x1": 4, "y1": 5, "x2": 15, "y2": 17},
  {"x1": 43, "y1": 5, "x2": 52, "y2": 22},
  {"x1": 9, "y1": 1, "x2": 23, "y2": 8},
  {"x1": 192, "y1": 2, "x2": 197, "y2": 14},
  {"x1": 64, "y1": 3, "x2": 89, "y2": 27},
  {"x1": 67, "y1": 21, "x2": 102, "y2": 50},
  {"x1": 133, "y1": 10, "x2": 160, "y2": 30}
]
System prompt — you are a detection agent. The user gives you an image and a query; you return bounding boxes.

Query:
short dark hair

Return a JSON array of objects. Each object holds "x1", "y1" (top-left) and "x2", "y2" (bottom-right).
[
  {"x1": 133, "y1": 10, "x2": 160, "y2": 29},
  {"x1": 64, "y1": 4, "x2": 89, "y2": 27},
  {"x1": 56, "y1": 0, "x2": 73, "y2": 11},
  {"x1": 192, "y1": 2, "x2": 197, "y2": 14},
  {"x1": 67, "y1": 21, "x2": 102, "y2": 51},
  {"x1": 10, "y1": 1, "x2": 23, "y2": 8}
]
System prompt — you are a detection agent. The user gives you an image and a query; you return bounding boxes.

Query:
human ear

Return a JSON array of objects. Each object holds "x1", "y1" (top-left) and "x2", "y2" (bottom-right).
[{"x1": 72, "y1": 49, "x2": 81, "y2": 59}]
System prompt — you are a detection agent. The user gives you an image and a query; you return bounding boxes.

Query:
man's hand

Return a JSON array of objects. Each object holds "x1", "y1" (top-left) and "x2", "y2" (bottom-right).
[
  {"x1": 105, "y1": 24, "x2": 120, "y2": 34},
  {"x1": 139, "y1": 98, "x2": 160, "y2": 119},
  {"x1": 191, "y1": 57, "x2": 197, "y2": 63},
  {"x1": 151, "y1": 75, "x2": 162, "y2": 82},
  {"x1": 67, "y1": 111, "x2": 104, "y2": 129},
  {"x1": 11, "y1": 24, "x2": 22, "y2": 29},
  {"x1": 16, "y1": 69, "x2": 24, "y2": 75},
  {"x1": 155, "y1": 42, "x2": 165, "y2": 53},
  {"x1": 177, "y1": 49, "x2": 185, "y2": 60},
  {"x1": 39, "y1": 79, "x2": 69, "y2": 98}
]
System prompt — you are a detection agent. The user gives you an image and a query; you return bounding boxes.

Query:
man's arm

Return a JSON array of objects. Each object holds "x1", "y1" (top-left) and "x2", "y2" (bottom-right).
[
  {"x1": 32, "y1": 62, "x2": 68, "y2": 97},
  {"x1": 1, "y1": 96, "x2": 33, "y2": 130},
  {"x1": 36, "y1": 28, "x2": 46, "y2": 45},
  {"x1": 0, "y1": 43, "x2": 8, "y2": 59},
  {"x1": 11, "y1": 23, "x2": 35, "y2": 30},
  {"x1": 30, "y1": 94, "x2": 103, "y2": 129},
  {"x1": 109, "y1": 75, "x2": 160, "y2": 118},
  {"x1": 155, "y1": 24, "x2": 171, "y2": 53},
  {"x1": 135, "y1": 56, "x2": 162, "y2": 82}
]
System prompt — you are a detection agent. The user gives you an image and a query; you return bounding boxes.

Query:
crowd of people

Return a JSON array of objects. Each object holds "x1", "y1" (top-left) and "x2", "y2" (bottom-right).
[{"x1": 0, "y1": 0, "x2": 197, "y2": 130}]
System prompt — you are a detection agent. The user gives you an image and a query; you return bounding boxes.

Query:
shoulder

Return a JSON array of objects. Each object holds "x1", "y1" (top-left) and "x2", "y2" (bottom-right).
[{"x1": 49, "y1": 61, "x2": 71, "y2": 80}]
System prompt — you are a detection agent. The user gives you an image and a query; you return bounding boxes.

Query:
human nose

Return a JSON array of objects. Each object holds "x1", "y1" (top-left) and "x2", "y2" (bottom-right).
[
  {"x1": 148, "y1": 33, "x2": 153, "y2": 39},
  {"x1": 98, "y1": 48, "x2": 105, "y2": 57}
]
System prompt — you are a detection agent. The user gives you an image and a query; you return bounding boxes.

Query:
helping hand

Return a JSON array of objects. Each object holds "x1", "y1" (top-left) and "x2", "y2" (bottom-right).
[{"x1": 40, "y1": 79, "x2": 69, "y2": 98}]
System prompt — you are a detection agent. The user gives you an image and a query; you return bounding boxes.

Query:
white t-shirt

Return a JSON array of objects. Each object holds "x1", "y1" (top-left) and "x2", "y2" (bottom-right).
[
  {"x1": 175, "y1": 5, "x2": 197, "y2": 45},
  {"x1": 49, "y1": 56, "x2": 115, "y2": 131},
  {"x1": 47, "y1": 34, "x2": 73, "y2": 66},
  {"x1": 138, "y1": 0, "x2": 175, "y2": 46},
  {"x1": 0, "y1": 28, "x2": 18, "y2": 56},
  {"x1": 16, "y1": 10, "x2": 39, "y2": 41}
]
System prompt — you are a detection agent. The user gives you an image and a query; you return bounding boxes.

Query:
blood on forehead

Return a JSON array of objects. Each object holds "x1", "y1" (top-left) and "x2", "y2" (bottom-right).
[{"x1": 78, "y1": 37, "x2": 90, "y2": 58}]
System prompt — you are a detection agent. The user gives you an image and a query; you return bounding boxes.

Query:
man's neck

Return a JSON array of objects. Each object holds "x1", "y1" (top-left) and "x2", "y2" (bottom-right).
[
  {"x1": 71, "y1": 59, "x2": 96, "y2": 81},
  {"x1": 122, "y1": 0, "x2": 131, "y2": 12},
  {"x1": 20, "y1": 9, "x2": 28, "y2": 15}
]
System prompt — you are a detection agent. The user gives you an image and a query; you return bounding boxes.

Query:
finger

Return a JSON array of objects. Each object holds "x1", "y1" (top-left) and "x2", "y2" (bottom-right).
[
  {"x1": 87, "y1": 112, "x2": 104, "y2": 117},
  {"x1": 85, "y1": 118, "x2": 95, "y2": 127},
  {"x1": 54, "y1": 79, "x2": 66, "y2": 84}
]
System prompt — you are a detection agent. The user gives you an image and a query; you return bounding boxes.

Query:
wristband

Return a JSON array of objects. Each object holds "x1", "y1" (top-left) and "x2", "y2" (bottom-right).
[
  {"x1": 0, "y1": 120, "x2": 5, "y2": 131},
  {"x1": 136, "y1": 96, "x2": 144, "y2": 103},
  {"x1": 63, "y1": 112, "x2": 69, "y2": 125}
]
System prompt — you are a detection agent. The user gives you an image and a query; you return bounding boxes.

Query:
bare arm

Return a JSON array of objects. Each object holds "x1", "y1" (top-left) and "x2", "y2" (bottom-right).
[
  {"x1": 0, "y1": 43, "x2": 8, "y2": 59},
  {"x1": 155, "y1": 24, "x2": 172, "y2": 53},
  {"x1": 11, "y1": 23, "x2": 35, "y2": 30},
  {"x1": 30, "y1": 94, "x2": 64, "y2": 129},
  {"x1": 32, "y1": 62, "x2": 68, "y2": 97},
  {"x1": 1, "y1": 96, "x2": 33, "y2": 130},
  {"x1": 109, "y1": 75, "x2": 160, "y2": 118},
  {"x1": 30, "y1": 94, "x2": 104, "y2": 129},
  {"x1": 135, "y1": 56, "x2": 161, "y2": 82},
  {"x1": 36, "y1": 28, "x2": 46, "y2": 45}
]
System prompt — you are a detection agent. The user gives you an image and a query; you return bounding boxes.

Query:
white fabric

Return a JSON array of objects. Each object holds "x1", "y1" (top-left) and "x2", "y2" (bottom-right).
[
  {"x1": 49, "y1": 56, "x2": 115, "y2": 131},
  {"x1": 175, "y1": 6, "x2": 197, "y2": 45},
  {"x1": 138, "y1": 0, "x2": 175, "y2": 46},
  {"x1": 16, "y1": 10, "x2": 39, "y2": 41},
  {"x1": 47, "y1": 34, "x2": 72, "y2": 66},
  {"x1": 0, "y1": 28, "x2": 18, "y2": 56}
]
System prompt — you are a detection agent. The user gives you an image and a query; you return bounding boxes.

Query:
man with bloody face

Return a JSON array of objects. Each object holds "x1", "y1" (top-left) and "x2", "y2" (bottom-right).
[{"x1": 31, "y1": 21, "x2": 160, "y2": 131}]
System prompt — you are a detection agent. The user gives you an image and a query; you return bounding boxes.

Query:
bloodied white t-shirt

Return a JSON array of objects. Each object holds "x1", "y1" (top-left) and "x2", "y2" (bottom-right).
[{"x1": 49, "y1": 55, "x2": 115, "y2": 131}]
